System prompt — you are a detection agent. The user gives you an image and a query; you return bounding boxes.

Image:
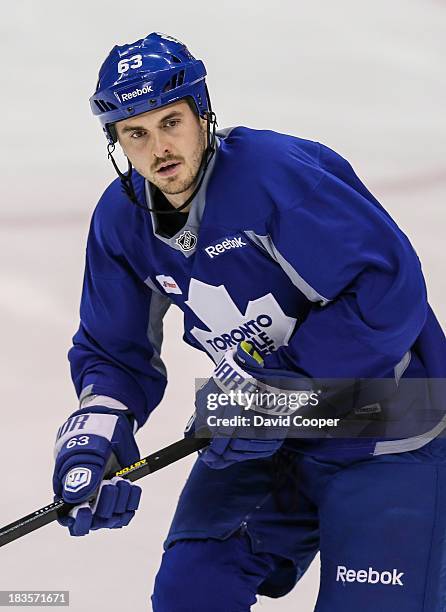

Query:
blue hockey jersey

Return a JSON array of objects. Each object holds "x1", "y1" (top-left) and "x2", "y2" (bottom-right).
[{"x1": 69, "y1": 127, "x2": 446, "y2": 456}]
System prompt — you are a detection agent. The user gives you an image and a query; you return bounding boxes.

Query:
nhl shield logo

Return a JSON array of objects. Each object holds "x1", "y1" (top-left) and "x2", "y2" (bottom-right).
[{"x1": 176, "y1": 229, "x2": 197, "y2": 252}]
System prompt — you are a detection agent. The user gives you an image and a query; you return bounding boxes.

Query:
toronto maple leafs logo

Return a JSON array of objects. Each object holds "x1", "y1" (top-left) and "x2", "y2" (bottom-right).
[
  {"x1": 185, "y1": 279, "x2": 297, "y2": 361},
  {"x1": 176, "y1": 230, "x2": 197, "y2": 252}
]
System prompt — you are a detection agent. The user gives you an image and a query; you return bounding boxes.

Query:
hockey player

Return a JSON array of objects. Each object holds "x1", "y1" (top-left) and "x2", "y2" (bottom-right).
[{"x1": 53, "y1": 33, "x2": 446, "y2": 610}]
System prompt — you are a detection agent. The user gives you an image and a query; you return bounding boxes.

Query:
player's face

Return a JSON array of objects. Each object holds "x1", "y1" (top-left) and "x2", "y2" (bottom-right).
[{"x1": 115, "y1": 100, "x2": 207, "y2": 208}]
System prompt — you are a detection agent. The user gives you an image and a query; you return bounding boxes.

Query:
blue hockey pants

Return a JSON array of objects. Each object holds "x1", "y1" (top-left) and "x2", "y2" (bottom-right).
[{"x1": 152, "y1": 437, "x2": 446, "y2": 611}]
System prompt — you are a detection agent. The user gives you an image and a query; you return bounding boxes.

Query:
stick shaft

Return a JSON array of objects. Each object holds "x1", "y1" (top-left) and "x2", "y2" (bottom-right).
[{"x1": 0, "y1": 436, "x2": 208, "y2": 548}]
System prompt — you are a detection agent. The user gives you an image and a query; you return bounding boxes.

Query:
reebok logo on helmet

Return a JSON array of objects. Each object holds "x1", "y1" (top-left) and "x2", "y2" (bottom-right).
[{"x1": 119, "y1": 84, "x2": 154, "y2": 102}]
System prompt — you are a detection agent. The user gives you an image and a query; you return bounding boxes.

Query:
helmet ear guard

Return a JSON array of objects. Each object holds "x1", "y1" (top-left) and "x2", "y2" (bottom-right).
[{"x1": 106, "y1": 123, "x2": 118, "y2": 144}]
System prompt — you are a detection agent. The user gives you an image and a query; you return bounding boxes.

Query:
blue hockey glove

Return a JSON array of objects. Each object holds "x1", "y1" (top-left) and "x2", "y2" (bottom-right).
[
  {"x1": 190, "y1": 341, "x2": 288, "y2": 469},
  {"x1": 53, "y1": 409, "x2": 142, "y2": 536}
]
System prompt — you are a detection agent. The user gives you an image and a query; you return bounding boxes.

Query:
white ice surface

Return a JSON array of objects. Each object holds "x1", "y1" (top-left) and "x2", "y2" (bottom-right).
[{"x1": 0, "y1": 1, "x2": 445, "y2": 610}]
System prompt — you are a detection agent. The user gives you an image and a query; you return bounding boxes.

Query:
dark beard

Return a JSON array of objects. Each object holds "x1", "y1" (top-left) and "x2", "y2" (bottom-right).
[{"x1": 155, "y1": 126, "x2": 207, "y2": 196}]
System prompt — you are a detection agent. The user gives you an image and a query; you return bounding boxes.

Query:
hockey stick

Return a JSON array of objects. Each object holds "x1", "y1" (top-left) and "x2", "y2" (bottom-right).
[{"x1": 0, "y1": 435, "x2": 209, "y2": 549}]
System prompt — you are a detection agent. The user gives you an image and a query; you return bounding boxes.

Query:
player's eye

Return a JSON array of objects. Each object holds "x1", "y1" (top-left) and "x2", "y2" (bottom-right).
[
  {"x1": 130, "y1": 130, "x2": 146, "y2": 139},
  {"x1": 163, "y1": 119, "x2": 180, "y2": 129}
]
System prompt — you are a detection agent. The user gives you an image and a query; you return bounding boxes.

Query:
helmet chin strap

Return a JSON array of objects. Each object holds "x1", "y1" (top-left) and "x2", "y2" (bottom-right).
[{"x1": 106, "y1": 108, "x2": 217, "y2": 215}]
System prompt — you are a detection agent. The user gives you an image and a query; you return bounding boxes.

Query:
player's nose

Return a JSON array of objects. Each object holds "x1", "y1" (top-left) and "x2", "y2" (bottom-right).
[{"x1": 151, "y1": 130, "x2": 172, "y2": 160}]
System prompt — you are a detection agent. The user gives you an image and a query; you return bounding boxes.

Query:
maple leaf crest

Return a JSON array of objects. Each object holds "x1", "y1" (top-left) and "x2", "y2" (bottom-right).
[{"x1": 185, "y1": 279, "x2": 297, "y2": 361}]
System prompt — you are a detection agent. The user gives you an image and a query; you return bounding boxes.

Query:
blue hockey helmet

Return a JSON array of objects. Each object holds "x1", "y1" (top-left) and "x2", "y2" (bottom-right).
[{"x1": 90, "y1": 32, "x2": 210, "y2": 144}]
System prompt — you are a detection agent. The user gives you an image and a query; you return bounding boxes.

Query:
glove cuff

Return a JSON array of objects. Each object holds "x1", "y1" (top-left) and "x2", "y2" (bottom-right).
[{"x1": 54, "y1": 411, "x2": 139, "y2": 467}]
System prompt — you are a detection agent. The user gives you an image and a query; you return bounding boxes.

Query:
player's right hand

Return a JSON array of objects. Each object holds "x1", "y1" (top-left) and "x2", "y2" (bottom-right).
[{"x1": 52, "y1": 410, "x2": 142, "y2": 536}]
